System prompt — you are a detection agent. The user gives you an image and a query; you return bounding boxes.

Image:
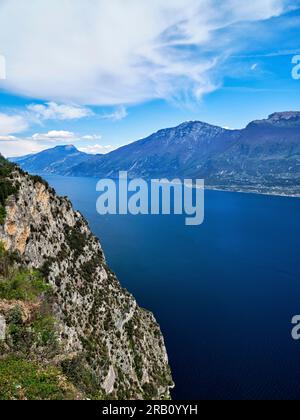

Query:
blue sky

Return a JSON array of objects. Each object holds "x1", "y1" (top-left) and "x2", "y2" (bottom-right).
[{"x1": 0, "y1": 0, "x2": 300, "y2": 157}]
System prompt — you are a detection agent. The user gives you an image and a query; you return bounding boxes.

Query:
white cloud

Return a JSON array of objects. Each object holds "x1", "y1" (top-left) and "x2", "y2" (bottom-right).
[
  {"x1": 0, "y1": 0, "x2": 291, "y2": 106},
  {"x1": 0, "y1": 135, "x2": 18, "y2": 141},
  {"x1": 0, "y1": 139, "x2": 46, "y2": 157},
  {"x1": 0, "y1": 129, "x2": 106, "y2": 157},
  {"x1": 32, "y1": 130, "x2": 76, "y2": 142},
  {"x1": 82, "y1": 134, "x2": 102, "y2": 141},
  {"x1": 78, "y1": 144, "x2": 118, "y2": 155},
  {"x1": 0, "y1": 113, "x2": 28, "y2": 135},
  {"x1": 101, "y1": 106, "x2": 128, "y2": 121},
  {"x1": 27, "y1": 102, "x2": 92, "y2": 120},
  {"x1": 31, "y1": 131, "x2": 103, "y2": 144}
]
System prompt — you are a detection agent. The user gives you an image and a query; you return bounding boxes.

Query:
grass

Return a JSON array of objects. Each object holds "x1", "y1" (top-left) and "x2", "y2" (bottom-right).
[
  {"x1": 0, "y1": 357, "x2": 77, "y2": 400},
  {"x1": 0, "y1": 242, "x2": 51, "y2": 302},
  {"x1": 32, "y1": 315, "x2": 57, "y2": 347},
  {"x1": 0, "y1": 269, "x2": 51, "y2": 302}
]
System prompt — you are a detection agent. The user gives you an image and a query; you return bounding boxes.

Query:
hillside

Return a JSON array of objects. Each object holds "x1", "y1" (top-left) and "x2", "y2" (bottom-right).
[
  {"x1": 12, "y1": 112, "x2": 300, "y2": 196},
  {"x1": 0, "y1": 156, "x2": 173, "y2": 400},
  {"x1": 11, "y1": 145, "x2": 91, "y2": 175}
]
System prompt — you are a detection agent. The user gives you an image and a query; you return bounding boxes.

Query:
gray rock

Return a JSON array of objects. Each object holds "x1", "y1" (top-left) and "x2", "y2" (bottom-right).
[
  {"x1": 0, "y1": 315, "x2": 6, "y2": 341},
  {"x1": 0, "y1": 170, "x2": 173, "y2": 400}
]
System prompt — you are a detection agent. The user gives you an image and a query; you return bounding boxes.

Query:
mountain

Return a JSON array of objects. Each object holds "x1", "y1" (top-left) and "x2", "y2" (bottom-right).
[
  {"x1": 69, "y1": 121, "x2": 240, "y2": 179},
  {"x1": 10, "y1": 145, "x2": 91, "y2": 175},
  {"x1": 0, "y1": 156, "x2": 173, "y2": 400},
  {"x1": 11, "y1": 153, "x2": 35, "y2": 163},
  {"x1": 12, "y1": 112, "x2": 300, "y2": 196}
]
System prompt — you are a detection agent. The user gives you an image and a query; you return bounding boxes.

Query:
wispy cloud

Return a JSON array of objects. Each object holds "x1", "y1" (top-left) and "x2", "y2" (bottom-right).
[
  {"x1": 78, "y1": 144, "x2": 117, "y2": 155},
  {"x1": 0, "y1": 102, "x2": 95, "y2": 138},
  {"x1": 0, "y1": 0, "x2": 294, "y2": 106},
  {"x1": 0, "y1": 130, "x2": 104, "y2": 157},
  {"x1": 0, "y1": 138, "x2": 45, "y2": 157},
  {"x1": 101, "y1": 106, "x2": 128, "y2": 121},
  {"x1": 0, "y1": 113, "x2": 28, "y2": 135},
  {"x1": 32, "y1": 130, "x2": 76, "y2": 142},
  {"x1": 31, "y1": 130, "x2": 102, "y2": 143},
  {"x1": 27, "y1": 102, "x2": 93, "y2": 121}
]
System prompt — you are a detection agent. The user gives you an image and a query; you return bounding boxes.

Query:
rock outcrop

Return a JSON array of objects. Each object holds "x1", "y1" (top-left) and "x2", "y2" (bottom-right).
[{"x1": 0, "y1": 165, "x2": 173, "y2": 400}]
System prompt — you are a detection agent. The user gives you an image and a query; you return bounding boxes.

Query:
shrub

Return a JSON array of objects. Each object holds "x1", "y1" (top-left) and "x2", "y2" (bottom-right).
[
  {"x1": 32, "y1": 315, "x2": 57, "y2": 347},
  {"x1": 0, "y1": 156, "x2": 19, "y2": 225},
  {"x1": 0, "y1": 206, "x2": 6, "y2": 225},
  {"x1": 0, "y1": 269, "x2": 51, "y2": 302},
  {"x1": 64, "y1": 223, "x2": 87, "y2": 259},
  {"x1": 0, "y1": 357, "x2": 74, "y2": 400},
  {"x1": 61, "y1": 356, "x2": 105, "y2": 400}
]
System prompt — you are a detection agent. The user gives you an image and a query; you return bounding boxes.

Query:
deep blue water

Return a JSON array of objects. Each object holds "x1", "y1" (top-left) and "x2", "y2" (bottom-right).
[{"x1": 44, "y1": 175, "x2": 300, "y2": 400}]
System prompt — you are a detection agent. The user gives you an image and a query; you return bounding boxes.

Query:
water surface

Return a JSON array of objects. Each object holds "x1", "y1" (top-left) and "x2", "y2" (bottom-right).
[{"x1": 44, "y1": 175, "x2": 300, "y2": 400}]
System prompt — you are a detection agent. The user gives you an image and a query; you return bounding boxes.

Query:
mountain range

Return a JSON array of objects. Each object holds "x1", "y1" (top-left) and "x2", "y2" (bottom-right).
[{"x1": 11, "y1": 111, "x2": 300, "y2": 196}]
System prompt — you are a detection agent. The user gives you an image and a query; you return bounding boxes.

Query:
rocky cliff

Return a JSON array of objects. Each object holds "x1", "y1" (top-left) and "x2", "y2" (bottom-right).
[{"x1": 0, "y1": 158, "x2": 173, "y2": 400}]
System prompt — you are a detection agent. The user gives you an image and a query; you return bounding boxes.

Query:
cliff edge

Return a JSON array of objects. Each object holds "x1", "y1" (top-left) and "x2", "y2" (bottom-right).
[{"x1": 0, "y1": 157, "x2": 173, "y2": 400}]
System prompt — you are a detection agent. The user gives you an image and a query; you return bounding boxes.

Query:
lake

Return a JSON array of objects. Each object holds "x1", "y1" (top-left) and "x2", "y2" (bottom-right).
[{"x1": 44, "y1": 174, "x2": 300, "y2": 400}]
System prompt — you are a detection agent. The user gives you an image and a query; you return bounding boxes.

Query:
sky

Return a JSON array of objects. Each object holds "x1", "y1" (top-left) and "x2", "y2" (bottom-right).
[{"x1": 0, "y1": 0, "x2": 300, "y2": 157}]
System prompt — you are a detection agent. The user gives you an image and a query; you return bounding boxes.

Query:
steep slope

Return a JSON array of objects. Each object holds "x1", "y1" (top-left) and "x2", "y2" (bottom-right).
[
  {"x1": 67, "y1": 121, "x2": 239, "y2": 179},
  {"x1": 10, "y1": 145, "x2": 91, "y2": 175},
  {"x1": 69, "y1": 112, "x2": 300, "y2": 195},
  {"x1": 205, "y1": 112, "x2": 300, "y2": 194},
  {"x1": 0, "y1": 157, "x2": 173, "y2": 400},
  {"x1": 12, "y1": 112, "x2": 300, "y2": 196}
]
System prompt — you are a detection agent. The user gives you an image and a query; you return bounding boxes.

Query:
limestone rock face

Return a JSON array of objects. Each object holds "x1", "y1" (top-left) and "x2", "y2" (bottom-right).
[
  {"x1": 0, "y1": 315, "x2": 6, "y2": 341},
  {"x1": 0, "y1": 170, "x2": 173, "y2": 400}
]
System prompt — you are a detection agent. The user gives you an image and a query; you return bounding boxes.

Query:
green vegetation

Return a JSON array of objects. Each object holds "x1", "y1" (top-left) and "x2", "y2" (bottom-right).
[
  {"x1": 32, "y1": 315, "x2": 58, "y2": 348},
  {"x1": 0, "y1": 357, "x2": 77, "y2": 400},
  {"x1": 64, "y1": 222, "x2": 87, "y2": 259},
  {"x1": 30, "y1": 175, "x2": 49, "y2": 188},
  {"x1": 0, "y1": 242, "x2": 51, "y2": 302},
  {"x1": 0, "y1": 242, "x2": 91, "y2": 400},
  {"x1": 0, "y1": 156, "x2": 18, "y2": 225},
  {"x1": 61, "y1": 356, "x2": 105, "y2": 400},
  {"x1": 0, "y1": 243, "x2": 73, "y2": 400},
  {"x1": 0, "y1": 270, "x2": 51, "y2": 302},
  {"x1": 5, "y1": 306, "x2": 58, "y2": 358}
]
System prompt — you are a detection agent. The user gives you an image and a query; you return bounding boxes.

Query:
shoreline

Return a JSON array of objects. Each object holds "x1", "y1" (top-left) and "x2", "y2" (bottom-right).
[
  {"x1": 204, "y1": 185, "x2": 300, "y2": 199},
  {"x1": 32, "y1": 171, "x2": 300, "y2": 199}
]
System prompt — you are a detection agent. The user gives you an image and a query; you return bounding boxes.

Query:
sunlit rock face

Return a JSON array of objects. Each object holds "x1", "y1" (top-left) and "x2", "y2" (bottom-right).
[{"x1": 0, "y1": 168, "x2": 173, "y2": 400}]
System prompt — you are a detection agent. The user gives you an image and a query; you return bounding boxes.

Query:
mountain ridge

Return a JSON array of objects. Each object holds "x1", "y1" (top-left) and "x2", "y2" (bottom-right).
[{"x1": 10, "y1": 111, "x2": 300, "y2": 196}]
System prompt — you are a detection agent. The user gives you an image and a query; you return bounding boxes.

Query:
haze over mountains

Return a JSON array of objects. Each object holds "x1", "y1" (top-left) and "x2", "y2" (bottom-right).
[{"x1": 11, "y1": 112, "x2": 300, "y2": 196}]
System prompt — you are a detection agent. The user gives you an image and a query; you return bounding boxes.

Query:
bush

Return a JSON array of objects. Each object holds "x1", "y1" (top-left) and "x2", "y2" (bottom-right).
[
  {"x1": 32, "y1": 315, "x2": 57, "y2": 347},
  {"x1": 0, "y1": 156, "x2": 19, "y2": 225},
  {"x1": 61, "y1": 356, "x2": 105, "y2": 400},
  {"x1": 0, "y1": 242, "x2": 22, "y2": 278},
  {"x1": 0, "y1": 269, "x2": 51, "y2": 302},
  {"x1": 64, "y1": 223, "x2": 87, "y2": 259},
  {"x1": 0, "y1": 357, "x2": 74, "y2": 400},
  {"x1": 0, "y1": 206, "x2": 6, "y2": 225},
  {"x1": 7, "y1": 306, "x2": 33, "y2": 352}
]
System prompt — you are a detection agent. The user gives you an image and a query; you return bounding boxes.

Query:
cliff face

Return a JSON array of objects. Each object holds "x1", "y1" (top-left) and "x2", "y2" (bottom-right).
[{"x1": 0, "y1": 165, "x2": 173, "y2": 400}]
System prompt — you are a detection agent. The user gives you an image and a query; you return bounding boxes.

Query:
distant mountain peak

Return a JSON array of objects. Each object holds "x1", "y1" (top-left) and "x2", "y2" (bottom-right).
[
  {"x1": 268, "y1": 111, "x2": 300, "y2": 121},
  {"x1": 176, "y1": 120, "x2": 224, "y2": 130},
  {"x1": 11, "y1": 111, "x2": 300, "y2": 196},
  {"x1": 54, "y1": 144, "x2": 78, "y2": 151},
  {"x1": 10, "y1": 143, "x2": 88, "y2": 175},
  {"x1": 248, "y1": 111, "x2": 300, "y2": 128}
]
